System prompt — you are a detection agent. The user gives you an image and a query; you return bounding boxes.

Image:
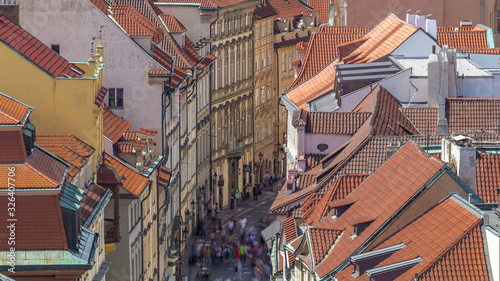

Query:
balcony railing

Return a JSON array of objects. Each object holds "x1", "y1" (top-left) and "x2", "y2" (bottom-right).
[
  {"x1": 104, "y1": 219, "x2": 120, "y2": 243},
  {"x1": 227, "y1": 142, "x2": 244, "y2": 155}
]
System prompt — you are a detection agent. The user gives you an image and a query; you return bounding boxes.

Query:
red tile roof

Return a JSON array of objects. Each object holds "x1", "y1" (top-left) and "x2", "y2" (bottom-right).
[
  {"x1": 116, "y1": 0, "x2": 202, "y2": 69},
  {"x1": 335, "y1": 196, "x2": 487, "y2": 281},
  {"x1": 158, "y1": 166, "x2": 172, "y2": 187},
  {"x1": 197, "y1": 54, "x2": 217, "y2": 70},
  {"x1": 447, "y1": 98, "x2": 500, "y2": 134},
  {"x1": 94, "y1": 87, "x2": 108, "y2": 106},
  {"x1": 290, "y1": 27, "x2": 368, "y2": 89},
  {"x1": 25, "y1": 147, "x2": 68, "y2": 185},
  {"x1": 81, "y1": 183, "x2": 109, "y2": 225},
  {"x1": 400, "y1": 107, "x2": 438, "y2": 135},
  {"x1": 339, "y1": 13, "x2": 417, "y2": 64},
  {"x1": 36, "y1": 135, "x2": 95, "y2": 182},
  {"x1": 305, "y1": 112, "x2": 371, "y2": 134},
  {"x1": 0, "y1": 92, "x2": 32, "y2": 125},
  {"x1": 102, "y1": 153, "x2": 150, "y2": 196},
  {"x1": 476, "y1": 153, "x2": 500, "y2": 203},
  {"x1": 305, "y1": 154, "x2": 326, "y2": 171},
  {"x1": 148, "y1": 69, "x2": 170, "y2": 76},
  {"x1": 309, "y1": 228, "x2": 343, "y2": 265},
  {"x1": 285, "y1": 58, "x2": 337, "y2": 110},
  {"x1": 89, "y1": 0, "x2": 110, "y2": 15},
  {"x1": 103, "y1": 105, "x2": 132, "y2": 143},
  {"x1": 305, "y1": 0, "x2": 329, "y2": 23},
  {"x1": 305, "y1": 174, "x2": 368, "y2": 225},
  {"x1": 0, "y1": 195, "x2": 68, "y2": 250},
  {"x1": 0, "y1": 131, "x2": 27, "y2": 163},
  {"x1": 313, "y1": 142, "x2": 445, "y2": 277},
  {"x1": 437, "y1": 27, "x2": 487, "y2": 51},
  {"x1": 264, "y1": 0, "x2": 314, "y2": 20},
  {"x1": 283, "y1": 216, "x2": 298, "y2": 266},
  {"x1": 353, "y1": 86, "x2": 419, "y2": 136},
  {"x1": 254, "y1": 0, "x2": 278, "y2": 19},
  {"x1": 0, "y1": 14, "x2": 84, "y2": 78},
  {"x1": 160, "y1": 14, "x2": 187, "y2": 33},
  {"x1": 151, "y1": 44, "x2": 189, "y2": 88},
  {"x1": 111, "y1": 5, "x2": 157, "y2": 37}
]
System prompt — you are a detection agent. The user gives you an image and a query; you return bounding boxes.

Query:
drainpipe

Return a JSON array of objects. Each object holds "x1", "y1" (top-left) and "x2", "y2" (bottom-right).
[
  {"x1": 156, "y1": 157, "x2": 166, "y2": 281},
  {"x1": 140, "y1": 181, "x2": 153, "y2": 281}
]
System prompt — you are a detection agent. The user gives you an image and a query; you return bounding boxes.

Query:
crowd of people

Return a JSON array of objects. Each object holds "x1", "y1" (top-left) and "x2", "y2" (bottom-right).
[{"x1": 189, "y1": 214, "x2": 271, "y2": 281}]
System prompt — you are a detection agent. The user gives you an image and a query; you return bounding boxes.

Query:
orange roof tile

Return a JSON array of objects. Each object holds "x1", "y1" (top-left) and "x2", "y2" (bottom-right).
[
  {"x1": 0, "y1": 131, "x2": 27, "y2": 163},
  {"x1": 160, "y1": 14, "x2": 187, "y2": 33},
  {"x1": 446, "y1": 98, "x2": 500, "y2": 134},
  {"x1": 254, "y1": 0, "x2": 278, "y2": 19},
  {"x1": 305, "y1": 174, "x2": 368, "y2": 225},
  {"x1": 353, "y1": 86, "x2": 419, "y2": 136},
  {"x1": 102, "y1": 153, "x2": 150, "y2": 196},
  {"x1": 94, "y1": 87, "x2": 108, "y2": 106},
  {"x1": 339, "y1": 13, "x2": 417, "y2": 64},
  {"x1": 306, "y1": 112, "x2": 371, "y2": 134},
  {"x1": 305, "y1": 154, "x2": 326, "y2": 171},
  {"x1": 0, "y1": 195, "x2": 68, "y2": 250},
  {"x1": 197, "y1": 54, "x2": 217, "y2": 70},
  {"x1": 103, "y1": 105, "x2": 132, "y2": 143},
  {"x1": 36, "y1": 135, "x2": 95, "y2": 182},
  {"x1": 290, "y1": 27, "x2": 369, "y2": 89},
  {"x1": 111, "y1": 5, "x2": 157, "y2": 37},
  {"x1": 158, "y1": 166, "x2": 172, "y2": 187},
  {"x1": 437, "y1": 27, "x2": 487, "y2": 51},
  {"x1": 476, "y1": 153, "x2": 500, "y2": 203},
  {"x1": 0, "y1": 92, "x2": 32, "y2": 125},
  {"x1": 265, "y1": 0, "x2": 314, "y2": 20},
  {"x1": 81, "y1": 183, "x2": 109, "y2": 225},
  {"x1": 309, "y1": 228, "x2": 343, "y2": 265},
  {"x1": 116, "y1": 0, "x2": 202, "y2": 69},
  {"x1": 400, "y1": 108, "x2": 438, "y2": 135},
  {"x1": 0, "y1": 14, "x2": 84, "y2": 78},
  {"x1": 305, "y1": 0, "x2": 329, "y2": 23},
  {"x1": 285, "y1": 58, "x2": 338, "y2": 110},
  {"x1": 148, "y1": 69, "x2": 170, "y2": 76},
  {"x1": 89, "y1": 0, "x2": 110, "y2": 15},
  {"x1": 335, "y1": 196, "x2": 487, "y2": 281},
  {"x1": 313, "y1": 142, "x2": 445, "y2": 278},
  {"x1": 283, "y1": 216, "x2": 298, "y2": 266}
]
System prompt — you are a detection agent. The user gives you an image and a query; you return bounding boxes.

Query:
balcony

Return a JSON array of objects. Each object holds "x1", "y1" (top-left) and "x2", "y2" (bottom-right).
[
  {"x1": 104, "y1": 219, "x2": 120, "y2": 244},
  {"x1": 227, "y1": 142, "x2": 244, "y2": 156}
]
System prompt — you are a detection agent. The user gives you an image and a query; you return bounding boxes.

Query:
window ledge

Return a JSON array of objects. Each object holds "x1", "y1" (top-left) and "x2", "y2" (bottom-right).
[{"x1": 109, "y1": 106, "x2": 124, "y2": 109}]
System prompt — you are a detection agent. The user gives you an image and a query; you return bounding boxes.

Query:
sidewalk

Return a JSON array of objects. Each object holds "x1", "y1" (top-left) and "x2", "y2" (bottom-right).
[{"x1": 180, "y1": 181, "x2": 281, "y2": 280}]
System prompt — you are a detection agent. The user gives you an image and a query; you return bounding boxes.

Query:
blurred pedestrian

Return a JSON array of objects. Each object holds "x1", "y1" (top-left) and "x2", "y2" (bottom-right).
[
  {"x1": 235, "y1": 258, "x2": 243, "y2": 281},
  {"x1": 253, "y1": 184, "x2": 259, "y2": 200}
]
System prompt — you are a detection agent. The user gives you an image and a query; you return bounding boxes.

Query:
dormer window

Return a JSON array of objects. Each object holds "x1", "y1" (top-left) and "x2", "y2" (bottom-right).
[
  {"x1": 354, "y1": 221, "x2": 373, "y2": 236},
  {"x1": 334, "y1": 203, "x2": 352, "y2": 218}
]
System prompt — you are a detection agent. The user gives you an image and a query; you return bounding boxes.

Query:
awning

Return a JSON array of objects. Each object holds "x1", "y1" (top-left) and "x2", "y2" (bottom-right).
[{"x1": 261, "y1": 219, "x2": 281, "y2": 249}]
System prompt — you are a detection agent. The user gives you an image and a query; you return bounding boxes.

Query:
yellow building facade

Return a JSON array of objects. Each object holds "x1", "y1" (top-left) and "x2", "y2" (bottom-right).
[{"x1": 0, "y1": 39, "x2": 105, "y2": 169}]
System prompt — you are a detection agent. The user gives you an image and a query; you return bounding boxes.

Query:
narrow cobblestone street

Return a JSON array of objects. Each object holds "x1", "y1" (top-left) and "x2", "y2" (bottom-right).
[{"x1": 180, "y1": 182, "x2": 280, "y2": 281}]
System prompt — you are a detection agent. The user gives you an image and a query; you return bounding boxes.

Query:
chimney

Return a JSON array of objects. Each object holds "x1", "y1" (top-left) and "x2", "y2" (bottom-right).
[
  {"x1": 415, "y1": 12, "x2": 426, "y2": 30},
  {"x1": 0, "y1": 0, "x2": 19, "y2": 25},
  {"x1": 425, "y1": 16, "x2": 437, "y2": 39},
  {"x1": 405, "y1": 9, "x2": 416, "y2": 26},
  {"x1": 460, "y1": 20, "x2": 472, "y2": 27},
  {"x1": 441, "y1": 136, "x2": 477, "y2": 192}
]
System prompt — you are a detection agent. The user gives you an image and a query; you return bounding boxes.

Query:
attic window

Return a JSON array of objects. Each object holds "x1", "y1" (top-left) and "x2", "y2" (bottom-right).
[
  {"x1": 51, "y1": 44, "x2": 60, "y2": 54},
  {"x1": 334, "y1": 203, "x2": 352, "y2": 218},
  {"x1": 354, "y1": 221, "x2": 373, "y2": 236},
  {"x1": 317, "y1": 143, "x2": 328, "y2": 152}
]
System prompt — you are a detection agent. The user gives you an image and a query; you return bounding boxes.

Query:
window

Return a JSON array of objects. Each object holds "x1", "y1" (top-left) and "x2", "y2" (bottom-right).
[
  {"x1": 109, "y1": 88, "x2": 124, "y2": 108},
  {"x1": 268, "y1": 20, "x2": 273, "y2": 35},
  {"x1": 255, "y1": 88, "x2": 260, "y2": 106},
  {"x1": 256, "y1": 26, "x2": 260, "y2": 39},
  {"x1": 256, "y1": 56, "x2": 260, "y2": 71},
  {"x1": 51, "y1": 44, "x2": 60, "y2": 54},
  {"x1": 289, "y1": 51, "x2": 294, "y2": 70}
]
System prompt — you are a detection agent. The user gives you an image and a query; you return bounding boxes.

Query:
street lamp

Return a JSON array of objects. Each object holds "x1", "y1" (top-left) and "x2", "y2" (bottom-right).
[{"x1": 258, "y1": 151, "x2": 263, "y2": 162}]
